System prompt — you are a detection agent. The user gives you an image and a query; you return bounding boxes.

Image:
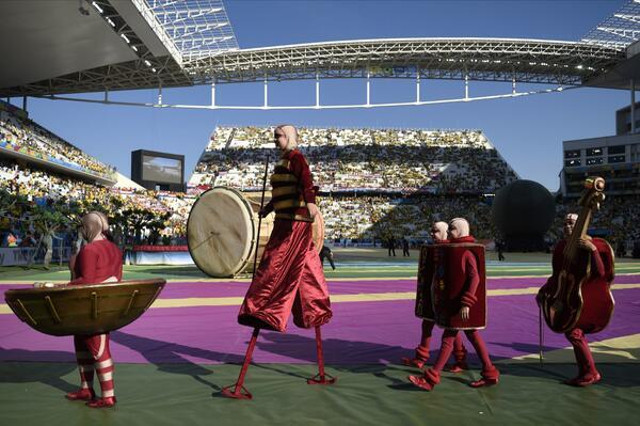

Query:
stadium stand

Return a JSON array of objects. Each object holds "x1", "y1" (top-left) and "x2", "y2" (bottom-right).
[
  {"x1": 0, "y1": 100, "x2": 116, "y2": 181},
  {"x1": 189, "y1": 126, "x2": 517, "y2": 242}
]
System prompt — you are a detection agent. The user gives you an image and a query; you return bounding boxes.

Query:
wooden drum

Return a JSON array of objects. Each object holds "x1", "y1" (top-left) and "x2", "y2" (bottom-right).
[
  {"x1": 4, "y1": 279, "x2": 166, "y2": 336},
  {"x1": 187, "y1": 186, "x2": 324, "y2": 278}
]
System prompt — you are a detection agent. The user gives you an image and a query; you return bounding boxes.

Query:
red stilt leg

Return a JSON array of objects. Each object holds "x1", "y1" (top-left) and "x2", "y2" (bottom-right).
[
  {"x1": 222, "y1": 328, "x2": 260, "y2": 399},
  {"x1": 307, "y1": 326, "x2": 337, "y2": 385}
]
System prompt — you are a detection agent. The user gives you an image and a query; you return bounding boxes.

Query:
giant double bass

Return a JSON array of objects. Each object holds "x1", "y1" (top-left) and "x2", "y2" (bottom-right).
[{"x1": 537, "y1": 177, "x2": 615, "y2": 334}]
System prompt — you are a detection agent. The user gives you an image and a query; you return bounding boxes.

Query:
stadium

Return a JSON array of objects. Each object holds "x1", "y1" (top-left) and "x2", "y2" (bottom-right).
[{"x1": 1, "y1": 0, "x2": 640, "y2": 424}]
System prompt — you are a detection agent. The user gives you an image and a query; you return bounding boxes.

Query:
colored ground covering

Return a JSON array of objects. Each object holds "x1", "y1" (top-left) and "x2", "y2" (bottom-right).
[
  {"x1": 0, "y1": 363, "x2": 638, "y2": 425},
  {"x1": 1, "y1": 253, "x2": 639, "y2": 425}
]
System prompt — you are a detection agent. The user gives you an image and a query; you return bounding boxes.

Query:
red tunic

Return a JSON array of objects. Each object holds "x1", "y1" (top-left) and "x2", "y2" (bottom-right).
[
  {"x1": 69, "y1": 240, "x2": 123, "y2": 285},
  {"x1": 429, "y1": 236, "x2": 486, "y2": 329},
  {"x1": 68, "y1": 239, "x2": 123, "y2": 360},
  {"x1": 238, "y1": 150, "x2": 331, "y2": 332}
]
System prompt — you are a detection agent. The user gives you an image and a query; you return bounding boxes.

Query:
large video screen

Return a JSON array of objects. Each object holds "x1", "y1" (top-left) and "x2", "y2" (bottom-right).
[{"x1": 142, "y1": 155, "x2": 182, "y2": 184}]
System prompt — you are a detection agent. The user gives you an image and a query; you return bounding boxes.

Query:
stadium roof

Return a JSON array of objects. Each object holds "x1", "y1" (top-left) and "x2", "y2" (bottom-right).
[{"x1": 0, "y1": 0, "x2": 639, "y2": 98}]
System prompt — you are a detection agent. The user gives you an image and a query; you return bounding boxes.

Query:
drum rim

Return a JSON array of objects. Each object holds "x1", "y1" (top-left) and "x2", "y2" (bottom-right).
[
  {"x1": 4, "y1": 278, "x2": 166, "y2": 297},
  {"x1": 187, "y1": 186, "x2": 257, "y2": 278}
]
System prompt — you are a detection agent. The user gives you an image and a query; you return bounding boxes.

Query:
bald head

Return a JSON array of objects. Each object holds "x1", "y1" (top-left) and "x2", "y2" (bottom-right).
[
  {"x1": 274, "y1": 124, "x2": 298, "y2": 151},
  {"x1": 431, "y1": 221, "x2": 448, "y2": 242},
  {"x1": 449, "y1": 218, "x2": 470, "y2": 239}
]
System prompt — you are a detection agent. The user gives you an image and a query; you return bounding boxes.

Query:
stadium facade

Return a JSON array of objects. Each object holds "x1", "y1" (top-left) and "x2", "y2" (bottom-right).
[{"x1": 561, "y1": 104, "x2": 640, "y2": 197}]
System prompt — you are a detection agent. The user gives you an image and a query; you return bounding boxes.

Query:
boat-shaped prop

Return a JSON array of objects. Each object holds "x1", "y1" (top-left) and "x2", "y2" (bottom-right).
[{"x1": 4, "y1": 279, "x2": 166, "y2": 336}]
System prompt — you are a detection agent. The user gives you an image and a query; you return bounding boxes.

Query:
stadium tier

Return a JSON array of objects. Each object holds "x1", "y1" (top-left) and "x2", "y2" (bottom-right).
[
  {"x1": 190, "y1": 126, "x2": 518, "y2": 194},
  {"x1": 0, "y1": 100, "x2": 116, "y2": 184},
  {"x1": 188, "y1": 126, "x2": 518, "y2": 241}
]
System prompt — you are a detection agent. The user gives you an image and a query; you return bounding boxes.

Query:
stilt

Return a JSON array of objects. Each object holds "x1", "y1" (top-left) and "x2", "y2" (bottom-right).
[
  {"x1": 307, "y1": 326, "x2": 337, "y2": 385},
  {"x1": 222, "y1": 328, "x2": 260, "y2": 399}
]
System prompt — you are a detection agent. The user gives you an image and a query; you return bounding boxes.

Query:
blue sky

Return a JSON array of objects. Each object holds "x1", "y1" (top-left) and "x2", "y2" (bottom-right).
[{"x1": 12, "y1": 0, "x2": 630, "y2": 191}]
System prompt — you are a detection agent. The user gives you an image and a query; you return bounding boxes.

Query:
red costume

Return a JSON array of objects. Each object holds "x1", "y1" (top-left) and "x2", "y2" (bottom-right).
[
  {"x1": 409, "y1": 236, "x2": 498, "y2": 391},
  {"x1": 67, "y1": 239, "x2": 122, "y2": 408},
  {"x1": 404, "y1": 241, "x2": 467, "y2": 371},
  {"x1": 548, "y1": 238, "x2": 613, "y2": 386},
  {"x1": 225, "y1": 140, "x2": 334, "y2": 399},
  {"x1": 238, "y1": 149, "x2": 332, "y2": 331}
]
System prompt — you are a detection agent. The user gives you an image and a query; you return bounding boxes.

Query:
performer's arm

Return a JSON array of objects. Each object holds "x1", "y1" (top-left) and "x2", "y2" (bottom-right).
[
  {"x1": 590, "y1": 246, "x2": 605, "y2": 277},
  {"x1": 260, "y1": 200, "x2": 274, "y2": 217},
  {"x1": 579, "y1": 238, "x2": 605, "y2": 277},
  {"x1": 68, "y1": 247, "x2": 99, "y2": 285},
  {"x1": 289, "y1": 152, "x2": 317, "y2": 205},
  {"x1": 460, "y1": 251, "x2": 480, "y2": 308}
]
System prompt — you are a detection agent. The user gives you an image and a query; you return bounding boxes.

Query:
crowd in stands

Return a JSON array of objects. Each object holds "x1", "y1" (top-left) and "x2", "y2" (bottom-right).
[
  {"x1": 553, "y1": 194, "x2": 640, "y2": 256},
  {"x1": 0, "y1": 102, "x2": 116, "y2": 180},
  {"x1": 190, "y1": 126, "x2": 518, "y2": 193},
  {"x1": 317, "y1": 193, "x2": 494, "y2": 242},
  {"x1": 0, "y1": 159, "x2": 192, "y2": 249},
  {"x1": 2, "y1": 116, "x2": 640, "y2": 257}
]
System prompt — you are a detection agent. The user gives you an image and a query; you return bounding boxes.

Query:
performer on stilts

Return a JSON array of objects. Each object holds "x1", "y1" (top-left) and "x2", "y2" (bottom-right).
[
  {"x1": 66, "y1": 211, "x2": 123, "y2": 408},
  {"x1": 409, "y1": 218, "x2": 499, "y2": 391},
  {"x1": 403, "y1": 221, "x2": 467, "y2": 372},
  {"x1": 538, "y1": 213, "x2": 614, "y2": 386},
  {"x1": 223, "y1": 124, "x2": 334, "y2": 400}
]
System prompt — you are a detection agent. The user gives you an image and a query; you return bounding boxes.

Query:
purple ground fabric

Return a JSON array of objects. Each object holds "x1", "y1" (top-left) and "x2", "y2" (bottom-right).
[{"x1": 1, "y1": 276, "x2": 638, "y2": 365}]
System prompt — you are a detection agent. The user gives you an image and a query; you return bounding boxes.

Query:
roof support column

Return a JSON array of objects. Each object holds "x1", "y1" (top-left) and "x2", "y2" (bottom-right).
[
  {"x1": 211, "y1": 79, "x2": 216, "y2": 107},
  {"x1": 366, "y1": 70, "x2": 371, "y2": 107},
  {"x1": 512, "y1": 78, "x2": 516, "y2": 95},
  {"x1": 416, "y1": 70, "x2": 421, "y2": 103},
  {"x1": 315, "y1": 72, "x2": 320, "y2": 108},
  {"x1": 22, "y1": 96, "x2": 27, "y2": 112},
  {"x1": 631, "y1": 79, "x2": 636, "y2": 133},
  {"x1": 158, "y1": 83, "x2": 163, "y2": 105},
  {"x1": 464, "y1": 73, "x2": 469, "y2": 100},
  {"x1": 263, "y1": 75, "x2": 268, "y2": 108}
]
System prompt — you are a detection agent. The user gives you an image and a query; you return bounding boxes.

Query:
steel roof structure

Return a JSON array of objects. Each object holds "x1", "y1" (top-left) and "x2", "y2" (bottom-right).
[
  {"x1": 186, "y1": 38, "x2": 623, "y2": 85},
  {"x1": 0, "y1": 0, "x2": 639, "y2": 109}
]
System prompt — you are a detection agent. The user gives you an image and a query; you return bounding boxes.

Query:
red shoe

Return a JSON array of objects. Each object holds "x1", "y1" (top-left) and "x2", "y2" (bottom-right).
[
  {"x1": 86, "y1": 397, "x2": 117, "y2": 408},
  {"x1": 445, "y1": 362, "x2": 468, "y2": 374},
  {"x1": 402, "y1": 357, "x2": 426, "y2": 369},
  {"x1": 469, "y1": 378, "x2": 499, "y2": 388},
  {"x1": 65, "y1": 389, "x2": 95, "y2": 401},
  {"x1": 563, "y1": 376, "x2": 582, "y2": 386},
  {"x1": 565, "y1": 372, "x2": 601, "y2": 387},
  {"x1": 408, "y1": 375, "x2": 434, "y2": 391}
]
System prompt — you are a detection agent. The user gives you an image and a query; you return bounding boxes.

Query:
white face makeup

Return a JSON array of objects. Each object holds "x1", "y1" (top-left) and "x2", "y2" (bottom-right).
[
  {"x1": 448, "y1": 223, "x2": 461, "y2": 239},
  {"x1": 431, "y1": 224, "x2": 447, "y2": 242},
  {"x1": 274, "y1": 129, "x2": 288, "y2": 151}
]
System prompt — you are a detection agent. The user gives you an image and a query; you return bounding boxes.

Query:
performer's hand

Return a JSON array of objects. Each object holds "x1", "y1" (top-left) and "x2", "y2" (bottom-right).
[
  {"x1": 578, "y1": 238, "x2": 596, "y2": 252},
  {"x1": 460, "y1": 306, "x2": 470, "y2": 321},
  {"x1": 307, "y1": 203, "x2": 319, "y2": 219},
  {"x1": 259, "y1": 207, "x2": 273, "y2": 218}
]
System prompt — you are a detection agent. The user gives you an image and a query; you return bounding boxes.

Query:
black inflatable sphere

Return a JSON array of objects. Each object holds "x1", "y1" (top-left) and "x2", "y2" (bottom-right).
[{"x1": 492, "y1": 180, "x2": 555, "y2": 237}]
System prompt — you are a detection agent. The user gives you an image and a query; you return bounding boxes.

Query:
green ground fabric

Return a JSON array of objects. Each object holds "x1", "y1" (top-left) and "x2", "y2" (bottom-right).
[
  {"x1": 4, "y1": 263, "x2": 640, "y2": 282},
  {"x1": 1, "y1": 362, "x2": 638, "y2": 425}
]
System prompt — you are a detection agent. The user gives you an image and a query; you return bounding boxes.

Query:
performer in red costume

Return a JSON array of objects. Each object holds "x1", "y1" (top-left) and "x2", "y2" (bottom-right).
[
  {"x1": 66, "y1": 211, "x2": 123, "y2": 408},
  {"x1": 402, "y1": 221, "x2": 467, "y2": 372},
  {"x1": 224, "y1": 125, "x2": 333, "y2": 399},
  {"x1": 409, "y1": 218, "x2": 499, "y2": 391},
  {"x1": 546, "y1": 213, "x2": 611, "y2": 386}
]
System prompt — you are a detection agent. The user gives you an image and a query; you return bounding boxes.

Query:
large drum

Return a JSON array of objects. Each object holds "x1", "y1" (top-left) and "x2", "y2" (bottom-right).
[
  {"x1": 4, "y1": 279, "x2": 166, "y2": 336},
  {"x1": 187, "y1": 187, "x2": 324, "y2": 278}
]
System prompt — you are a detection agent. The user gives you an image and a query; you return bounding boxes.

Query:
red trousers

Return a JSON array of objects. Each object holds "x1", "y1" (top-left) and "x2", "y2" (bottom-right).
[
  {"x1": 238, "y1": 219, "x2": 332, "y2": 332},
  {"x1": 73, "y1": 333, "x2": 115, "y2": 397},
  {"x1": 415, "y1": 320, "x2": 466, "y2": 362},
  {"x1": 425, "y1": 329, "x2": 499, "y2": 385},
  {"x1": 565, "y1": 328, "x2": 598, "y2": 377}
]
